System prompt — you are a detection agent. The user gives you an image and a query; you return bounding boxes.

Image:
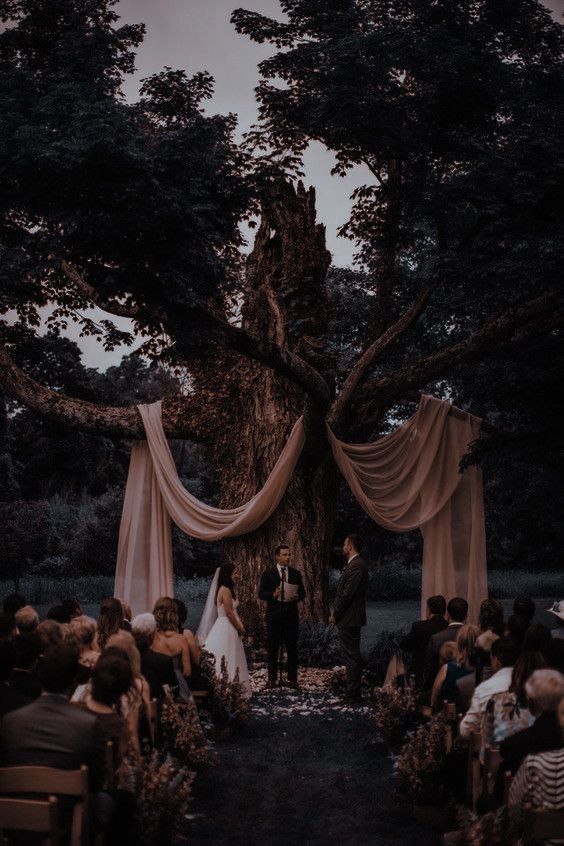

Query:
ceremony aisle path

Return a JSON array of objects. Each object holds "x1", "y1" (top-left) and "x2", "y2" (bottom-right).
[{"x1": 185, "y1": 665, "x2": 440, "y2": 846}]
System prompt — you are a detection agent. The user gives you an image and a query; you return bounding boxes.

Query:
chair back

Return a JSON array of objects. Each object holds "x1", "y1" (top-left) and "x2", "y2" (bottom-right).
[
  {"x1": 465, "y1": 731, "x2": 482, "y2": 810},
  {"x1": 0, "y1": 766, "x2": 89, "y2": 846},
  {"x1": 522, "y1": 807, "x2": 564, "y2": 843},
  {"x1": 0, "y1": 795, "x2": 59, "y2": 844},
  {"x1": 482, "y1": 746, "x2": 502, "y2": 796}
]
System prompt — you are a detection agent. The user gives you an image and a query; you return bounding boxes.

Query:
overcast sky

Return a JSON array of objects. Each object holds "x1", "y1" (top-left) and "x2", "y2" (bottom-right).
[{"x1": 62, "y1": 0, "x2": 564, "y2": 366}]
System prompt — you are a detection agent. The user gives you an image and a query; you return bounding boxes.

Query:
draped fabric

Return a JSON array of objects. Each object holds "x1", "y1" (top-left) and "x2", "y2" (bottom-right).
[
  {"x1": 115, "y1": 402, "x2": 306, "y2": 614},
  {"x1": 115, "y1": 394, "x2": 487, "y2": 620},
  {"x1": 326, "y1": 394, "x2": 487, "y2": 621}
]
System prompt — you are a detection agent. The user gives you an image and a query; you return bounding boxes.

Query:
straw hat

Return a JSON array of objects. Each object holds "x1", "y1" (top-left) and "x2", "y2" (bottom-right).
[{"x1": 547, "y1": 600, "x2": 564, "y2": 622}]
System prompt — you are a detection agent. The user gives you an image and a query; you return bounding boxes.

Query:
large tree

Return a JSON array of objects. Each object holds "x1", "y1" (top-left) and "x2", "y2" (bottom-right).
[{"x1": 0, "y1": 0, "x2": 562, "y2": 620}]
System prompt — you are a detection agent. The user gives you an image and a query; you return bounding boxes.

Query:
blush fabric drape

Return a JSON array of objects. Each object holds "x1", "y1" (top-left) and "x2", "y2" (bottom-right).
[
  {"x1": 326, "y1": 394, "x2": 487, "y2": 621},
  {"x1": 114, "y1": 401, "x2": 306, "y2": 614},
  {"x1": 115, "y1": 395, "x2": 487, "y2": 619}
]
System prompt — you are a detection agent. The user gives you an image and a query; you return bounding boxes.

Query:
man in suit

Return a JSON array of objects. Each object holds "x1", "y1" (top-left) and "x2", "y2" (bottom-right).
[
  {"x1": 422, "y1": 596, "x2": 468, "y2": 692},
  {"x1": 330, "y1": 534, "x2": 368, "y2": 703},
  {"x1": 1, "y1": 642, "x2": 106, "y2": 792},
  {"x1": 259, "y1": 543, "x2": 306, "y2": 689},
  {"x1": 400, "y1": 595, "x2": 448, "y2": 689}
]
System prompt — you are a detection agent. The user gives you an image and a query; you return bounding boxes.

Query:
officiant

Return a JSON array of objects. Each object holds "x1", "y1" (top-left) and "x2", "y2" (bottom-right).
[{"x1": 259, "y1": 543, "x2": 306, "y2": 689}]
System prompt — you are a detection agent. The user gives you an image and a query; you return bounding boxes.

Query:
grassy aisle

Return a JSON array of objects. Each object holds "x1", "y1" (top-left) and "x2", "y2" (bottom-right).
[{"x1": 185, "y1": 674, "x2": 440, "y2": 846}]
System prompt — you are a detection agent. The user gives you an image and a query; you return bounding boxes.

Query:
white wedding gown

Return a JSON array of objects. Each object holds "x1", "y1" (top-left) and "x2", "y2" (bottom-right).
[{"x1": 203, "y1": 599, "x2": 251, "y2": 697}]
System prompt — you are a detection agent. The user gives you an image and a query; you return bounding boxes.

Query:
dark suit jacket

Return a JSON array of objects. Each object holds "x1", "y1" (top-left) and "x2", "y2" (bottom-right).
[
  {"x1": 422, "y1": 622, "x2": 464, "y2": 690},
  {"x1": 0, "y1": 692, "x2": 106, "y2": 792},
  {"x1": 400, "y1": 615, "x2": 448, "y2": 688},
  {"x1": 0, "y1": 682, "x2": 30, "y2": 718},
  {"x1": 9, "y1": 668, "x2": 42, "y2": 700},
  {"x1": 500, "y1": 711, "x2": 563, "y2": 775},
  {"x1": 333, "y1": 556, "x2": 368, "y2": 629},
  {"x1": 259, "y1": 566, "x2": 305, "y2": 624}
]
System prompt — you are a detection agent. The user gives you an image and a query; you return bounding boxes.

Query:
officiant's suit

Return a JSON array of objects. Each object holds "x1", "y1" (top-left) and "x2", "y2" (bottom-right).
[
  {"x1": 259, "y1": 565, "x2": 305, "y2": 685},
  {"x1": 333, "y1": 554, "x2": 368, "y2": 700}
]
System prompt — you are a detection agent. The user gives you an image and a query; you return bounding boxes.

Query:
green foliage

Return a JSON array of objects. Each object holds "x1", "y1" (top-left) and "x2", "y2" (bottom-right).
[
  {"x1": 365, "y1": 628, "x2": 410, "y2": 686},
  {"x1": 298, "y1": 620, "x2": 341, "y2": 667},
  {"x1": 0, "y1": 499, "x2": 51, "y2": 590}
]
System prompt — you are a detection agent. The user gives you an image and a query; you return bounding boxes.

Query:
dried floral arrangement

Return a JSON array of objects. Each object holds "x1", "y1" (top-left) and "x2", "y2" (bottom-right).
[
  {"x1": 139, "y1": 750, "x2": 195, "y2": 844},
  {"x1": 393, "y1": 713, "x2": 449, "y2": 805},
  {"x1": 373, "y1": 677, "x2": 418, "y2": 745},
  {"x1": 455, "y1": 804, "x2": 512, "y2": 846},
  {"x1": 161, "y1": 687, "x2": 215, "y2": 769},
  {"x1": 210, "y1": 656, "x2": 251, "y2": 727}
]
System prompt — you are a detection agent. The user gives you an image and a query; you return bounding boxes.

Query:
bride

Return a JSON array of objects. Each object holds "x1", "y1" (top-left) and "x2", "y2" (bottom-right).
[{"x1": 197, "y1": 563, "x2": 251, "y2": 697}]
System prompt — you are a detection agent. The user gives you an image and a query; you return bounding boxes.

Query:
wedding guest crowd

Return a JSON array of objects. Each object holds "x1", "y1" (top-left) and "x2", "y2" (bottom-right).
[
  {"x1": 399, "y1": 593, "x2": 564, "y2": 838},
  {"x1": 0, "y1": 592, "x2": 204, "y2": 844}
]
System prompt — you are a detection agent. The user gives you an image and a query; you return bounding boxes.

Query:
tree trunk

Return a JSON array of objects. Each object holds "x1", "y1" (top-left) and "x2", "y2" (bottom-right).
[{"x1": 193, "y1": 181, "x2": 334, "y2": 634}]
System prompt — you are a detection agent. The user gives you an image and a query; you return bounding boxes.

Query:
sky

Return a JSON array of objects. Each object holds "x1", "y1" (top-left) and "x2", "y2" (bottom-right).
[{"x1": 38, "y1": 0, "x2": 564, "y2": 367}]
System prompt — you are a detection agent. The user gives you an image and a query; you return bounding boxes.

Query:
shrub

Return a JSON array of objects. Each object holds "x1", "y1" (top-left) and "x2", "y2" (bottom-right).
[
  {"x1": 365, "y1": 628, "x2": 410, "y2": 686},
  {"x1": 298, "y1": 620, "x2": 341, "y2": 668}
]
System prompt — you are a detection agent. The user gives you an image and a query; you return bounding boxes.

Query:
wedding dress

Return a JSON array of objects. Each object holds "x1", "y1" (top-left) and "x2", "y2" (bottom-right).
[{"x1": 197, "y1": 569, "x2": 251, "y2": 697}]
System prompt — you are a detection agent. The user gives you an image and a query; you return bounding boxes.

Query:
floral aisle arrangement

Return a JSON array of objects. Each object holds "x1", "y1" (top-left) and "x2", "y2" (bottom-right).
[
  {"x1": 455, "y1": 805, "x2": 511, "y2": 846},
  {"x1": 161, "y1": 687, "x2": 215, "y2": 769},
  {"x1": 373, "y1": 677, "x2": 418, "y2": 746},
  {"x1": 139, "y1": 751, "x2": 195, "y2": 844},
  {"x1": 211, "y1": 656, "x2": 251, "y2": 727},
  {"x1": 394, "y1": 713, "x2": 449, "y2": 807}
]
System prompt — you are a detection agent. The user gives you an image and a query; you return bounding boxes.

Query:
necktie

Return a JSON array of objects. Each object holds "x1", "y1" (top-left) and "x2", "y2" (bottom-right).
[{"x1": 281, "y1": 567, "x2": 287, "y2": 582}]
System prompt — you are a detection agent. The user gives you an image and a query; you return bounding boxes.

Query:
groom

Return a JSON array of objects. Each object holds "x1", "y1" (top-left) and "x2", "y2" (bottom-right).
[
  {"x1": 259, "y1": 543, "x2": 305, "y2": 689},
  {"x1": 330, "y1": 533, "x2": 368, "y2": 703}
]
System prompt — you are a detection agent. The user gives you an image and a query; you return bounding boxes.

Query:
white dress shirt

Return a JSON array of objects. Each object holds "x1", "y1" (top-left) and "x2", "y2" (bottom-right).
[{"x1": 459, "y1": 666, "x2": 514, "y2": 739}]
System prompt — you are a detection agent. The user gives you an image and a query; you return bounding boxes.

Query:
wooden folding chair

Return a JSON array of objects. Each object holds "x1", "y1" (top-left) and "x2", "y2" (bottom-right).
[
  {"x1": 465, "y1": 731, "x2": 482, "y2": 810},
  {"x1": 482, "y1": 746, "x2": 502, "y2": 798},
  {"x1": 522, "y1": 807, "x2": 564, "y2": 843},
  {"x1": 0, "y1": 795, "x2": 59, "y2": 845},
  {"x1": 0, "y1": 765, "x2": 89, "y2": 846},
  {"x1": 503, "y1": 770, "x2": 513, "y2": 805},
  {"x1": 443, "y1": 702, "x2": 457, "y2": 753}
]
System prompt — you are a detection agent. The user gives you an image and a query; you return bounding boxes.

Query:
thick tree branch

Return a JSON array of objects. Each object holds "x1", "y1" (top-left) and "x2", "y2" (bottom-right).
[
  {"x1": 56, "y1": 258, "x2": 141, "y2": 319},
  {"x1": 328, "y1": 282, "x2": 436, "y2": 428},
  {"x1": 355, "y1": 292, "x2": 562, "y2": 424},
  {"x1": 55, "y1": 256, "x2": 332, "y2": 409},
  {"x1": 0, "y1": 345, "x2": 206, "y2": 440}
]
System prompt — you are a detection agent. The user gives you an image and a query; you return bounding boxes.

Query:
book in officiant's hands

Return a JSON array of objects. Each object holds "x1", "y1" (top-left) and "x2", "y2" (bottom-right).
[{"x1": 278, "y1": 583, "x2": 299, "y2": 602}]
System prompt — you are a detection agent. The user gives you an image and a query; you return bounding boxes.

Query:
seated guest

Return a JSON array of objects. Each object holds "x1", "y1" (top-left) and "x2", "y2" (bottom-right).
[
  {"x1": 522, "y1": 623, "x2": 552, "y2": 656},
  {"x1": 505, "y1": 613, "x2": 531, "y2": 649},
  {"x1": 14, "y1": 604, "x2": 39, "y2": 633},
  {"x1": 61, "y1": 598, "x2": 83, "y2": 623},
  {"x1": 173, "y1": 598, "x2": 202, "y2": 672},
  {"x1": 132, "y1": 613, "x2": 178, "y2": 700},
  {"x1": 2, "y1": 593, "x2": 26, "y2": 616},
  {"x1": 105, "y1": 632, "x2": 151, "y2": 753},
  {"x1": 423, "y1": 597, "x2": 468, "y2": 691},
  {"x1": 507, "y1": 698, "x2": 564, "y2": 837},
  {"x1": 400, "y1": 595, "x2": 447, "y2": 689},
  {"x1": 481, "y1": 651, "x2": 546, "y2": 759},
  {"x1": 500, "y1": 669, "x2": 564, "y2": 775},
  {"x1": 0, "y1": 613, "x2": 15, "y2": 639},
  {"x1": 0, "y1": 639, "x2": 30, "y2": 717},
  {"x1": 0, "y1": 643, "x2": 106, "y2": 792},
  {"x1": 152, "y1": 597, "x2": 191, "y2": 677},
  {"x1": 548, "y1": 600, "x2": 564, "y2": 640},
  {"x1": 97, "y1": 597, "x2": 125, "y2": 651},
  {"x1": 514, "y1": 595, "x2": 536, "y2": 623},
  {"x1": 459, "y1": 636, "x2": 520, "y2": 739},
  {"x1": 10, "y1": 632, "x2": 42, "y2": 700},
  {"x1": 37, "y1": 619, "x2": 64, "y2": 653},
  {"x1": 69, "y1": 615, "x2": 100, "y2": 683},
  {"x1": 547, "y1": 638, "x2": 564, "y2": 674},
  {"x1": 431, "y1": 624, "x2": 479, "y2": 712},
  {"x1": 47, "y1": 604, "x2": 68, "y2": 623},
  {"x1": 118, "y1": 600, "x2": 133, "y2": 633},
  {"x1": 475, "y1": 598, "x2": 504, "y2": 652},
  {"x1": 74, "y1": 653, "x2": 133, "y2": 771}
]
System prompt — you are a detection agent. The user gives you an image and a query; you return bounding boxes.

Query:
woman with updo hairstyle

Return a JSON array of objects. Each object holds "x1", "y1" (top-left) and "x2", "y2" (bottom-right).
[
  {"x1": 152, "y1": 597, "x2": 191, "y2": 677},
  {"x1": 69, "y1": 615, "x2": 99, "y2": 683},
  {"x1": 97, "y1": 598, "x2": 124, "y2": 651}
]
